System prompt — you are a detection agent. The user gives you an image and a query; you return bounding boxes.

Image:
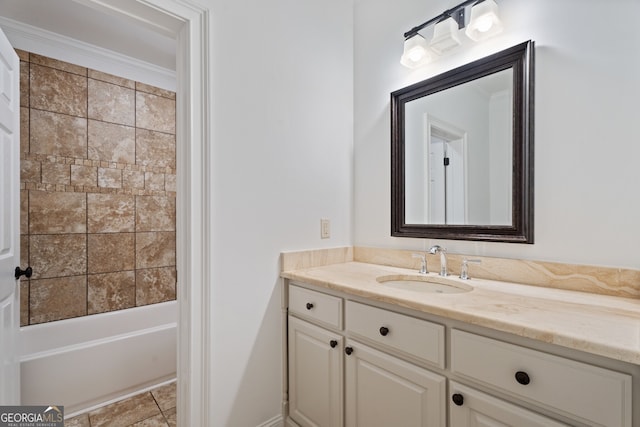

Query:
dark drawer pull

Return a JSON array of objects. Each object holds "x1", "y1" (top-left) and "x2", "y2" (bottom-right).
[
  {"x1": 379, "y1": 326, "x2": 389, "y2": 336},
  {"x1": 451, "y1": 393, "x2": 464, "y2": 406},
  {"x1": 306, "y1": 302, "x2": 314, "y2": 310},
  {"x1": 330, "y1": 340, "x2": 338, "y2": 348},
  {"x1": 515, "y1": 371, "x2": 530, "y2": 385},
  {"x1": 345, "y1": 346, "x2": 353, "y2": 355}
]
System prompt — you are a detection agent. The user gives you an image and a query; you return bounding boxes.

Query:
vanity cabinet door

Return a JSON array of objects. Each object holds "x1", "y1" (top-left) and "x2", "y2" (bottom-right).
[
  {"x1": 288, "y1": 316, "x2": 343, "y2": 427},
  {"x1": 449, "y1": 382, "x2": 569, "y2": 427},
  {"x1": 344, "y1": 340, "x2": 446, "y2": 427}
]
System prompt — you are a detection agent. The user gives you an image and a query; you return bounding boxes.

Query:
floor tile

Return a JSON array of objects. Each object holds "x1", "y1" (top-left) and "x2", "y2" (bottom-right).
[
  {"x1": 130, "y1": 413, "x2": 169, "y2": 426},
  {"x1": 162, "y1": 407, "x2": 176, "y2": 427},
  {"x1": 66, "y1": 382, "x2": 176, "y2": 427},
  {"x1": 151, "y1": 382, "x2": 176, "y2": 412},
  {"x1": 64, "y1": 413, "x2": 90, "y2": 427},
  {"x1": 88, "y1": 392, "x2": 160, "y2": 427}
]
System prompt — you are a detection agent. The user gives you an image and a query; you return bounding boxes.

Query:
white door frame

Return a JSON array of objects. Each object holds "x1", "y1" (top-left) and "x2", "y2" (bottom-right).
[
  {"x1": 72, "y1": 1, "x2": 214, "y2": 425},
  {"x1": 424, "y1": 114, "x2": 468, "y2": 224}
]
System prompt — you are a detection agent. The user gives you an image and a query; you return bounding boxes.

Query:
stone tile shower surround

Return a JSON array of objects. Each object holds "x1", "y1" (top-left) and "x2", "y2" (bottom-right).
[{"x1": 18, "y1": 49, "x2": 177, "y2": 326}]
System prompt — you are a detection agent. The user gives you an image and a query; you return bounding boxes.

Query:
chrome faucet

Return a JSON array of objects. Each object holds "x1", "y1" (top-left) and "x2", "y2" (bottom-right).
[
  {"x1": 412, "y1": 253, "x2": 428, "y2": 274},
  {"x1": 429, "y1": 245, "x2": 448, "y2": 276},
  {"x1": 460, "y1": 258, "x2": 482, "y2": 280}
]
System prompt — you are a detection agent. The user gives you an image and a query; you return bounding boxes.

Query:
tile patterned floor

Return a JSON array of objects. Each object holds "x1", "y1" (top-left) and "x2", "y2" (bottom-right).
[{"x1": 64, "y1": 382, "x2": 176, "y2": 427}]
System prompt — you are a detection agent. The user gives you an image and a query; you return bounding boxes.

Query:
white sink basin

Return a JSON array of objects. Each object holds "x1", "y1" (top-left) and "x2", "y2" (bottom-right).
[{"x1": 376, "y1": 274, "x2": 473, "y2": 294}]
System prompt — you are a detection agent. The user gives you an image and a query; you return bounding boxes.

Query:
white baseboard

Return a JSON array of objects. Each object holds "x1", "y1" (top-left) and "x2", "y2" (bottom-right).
[{"x1": 257, "y1": 414, "x2": 284, "y2": 427}]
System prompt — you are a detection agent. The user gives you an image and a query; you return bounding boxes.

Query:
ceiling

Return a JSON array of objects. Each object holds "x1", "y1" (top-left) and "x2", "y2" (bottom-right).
[{"x1": 0, "y1": 0, "x2": 177, "y2": 70}]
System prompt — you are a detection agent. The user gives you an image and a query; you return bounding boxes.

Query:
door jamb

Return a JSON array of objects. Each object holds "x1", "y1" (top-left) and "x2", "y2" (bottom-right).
[{"x1": 81, "y1": 1, "x2": 214, "y2": 425}]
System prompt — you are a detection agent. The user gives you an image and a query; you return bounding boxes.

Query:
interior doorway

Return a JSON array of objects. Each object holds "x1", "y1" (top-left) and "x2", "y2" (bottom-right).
[
  {"x1": 1, "y1": 1, "x2": 212, "y2": 425},
  {"x1": 80, "y1": 3, "x2": 212, "y2": 425},
  {"x1": 424, "y1": 114, "x2": 468, "y2": 224}
]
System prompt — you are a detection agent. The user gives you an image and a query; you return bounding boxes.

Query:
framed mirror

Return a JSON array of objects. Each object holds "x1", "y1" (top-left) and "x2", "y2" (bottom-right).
[{"x1": 391, "y1": 41, "x2": 534, "y2": 243}]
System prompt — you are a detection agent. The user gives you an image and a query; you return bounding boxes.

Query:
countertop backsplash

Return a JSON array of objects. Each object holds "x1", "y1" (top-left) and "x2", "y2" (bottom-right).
[{"x1": 282, "y1": 246, "x2": 640, "y2": 299}]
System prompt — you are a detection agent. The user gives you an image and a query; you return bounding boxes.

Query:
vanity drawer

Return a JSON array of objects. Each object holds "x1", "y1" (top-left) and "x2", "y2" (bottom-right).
[
  {"x1": 450, "y1": 329, "x2": 632, "y2": 427},
  {"x1": 289, "y1": 285, "x2": 343, "y2": 330},
  {"x1": 345, "y1": 300, "x2": 444, "y2": 368}
]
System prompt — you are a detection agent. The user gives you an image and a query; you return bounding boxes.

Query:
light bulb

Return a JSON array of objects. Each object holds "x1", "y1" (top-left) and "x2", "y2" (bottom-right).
[
  {"x1": 465, "y1": 0, "x2": 503, "y2": 41},
  {"x1": 400, "y1": 35, "x2": 432, "y2": 68},
  {"x1": 408, "y1": 48, "x2": 425, "y2": 62},
  {"x1": 475, "y1": 16, "x2": 493, "y2": 33}
]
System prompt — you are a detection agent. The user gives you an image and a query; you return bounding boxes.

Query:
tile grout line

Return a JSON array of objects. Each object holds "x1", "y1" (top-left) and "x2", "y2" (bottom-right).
[
  {"x1": 134, "y1": 83, "x2": 138, "y2": 309},
  {"x1": 147, "y1": 390, "x2": 170, "y2": 427},
  {"x1": 26, "y1": 53, "x2": 32, "y2": 326},
  {"x1": 85, "y1": 62, "x2": 89, "y2": 319}
]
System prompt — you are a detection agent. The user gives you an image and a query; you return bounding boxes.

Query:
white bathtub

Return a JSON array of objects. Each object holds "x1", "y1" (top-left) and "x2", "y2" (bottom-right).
[{"x1": 19, "y1": 301, "x2": 177, "y2": 416}]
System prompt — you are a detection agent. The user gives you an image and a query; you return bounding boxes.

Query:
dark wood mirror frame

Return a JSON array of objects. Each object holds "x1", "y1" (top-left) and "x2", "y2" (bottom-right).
[{"x1": 391, "y1": 40, "x2": 534, "y2": 243}]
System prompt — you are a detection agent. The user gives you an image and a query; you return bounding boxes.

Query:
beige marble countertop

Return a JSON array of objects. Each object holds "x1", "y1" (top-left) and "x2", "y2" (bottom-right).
[{"x1": 282, "y1": 261, "x2": 640, "y2": 365}]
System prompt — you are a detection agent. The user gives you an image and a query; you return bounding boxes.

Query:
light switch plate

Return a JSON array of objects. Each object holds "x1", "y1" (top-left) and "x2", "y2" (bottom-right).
[{"x1": 320, "y1": 218, "x2": 330, "y2": 239}]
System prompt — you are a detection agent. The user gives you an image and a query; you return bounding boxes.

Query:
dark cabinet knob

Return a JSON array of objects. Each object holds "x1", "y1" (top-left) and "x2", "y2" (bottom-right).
[
  {"x1": 330, "y1": 340, "x2": 338, "y2": 348},
  {"x1": 515, "y1": 371, "x2": 530, "y2": 385},
  {"x1": 345, "y1": 346, "x2": 353, "y2": 355},
  {"x1": 306, "y1": 302, "x2": 314, "y2": 310},
  {"x1": 15, "y1": 266, "x2": 32, "y2": 279},
  {"x1": 379, "y1": 326, "x2": 389, "y2": 336},
  {"x1": 451, "y1": 393, "x2": 464, "y2": 406}
]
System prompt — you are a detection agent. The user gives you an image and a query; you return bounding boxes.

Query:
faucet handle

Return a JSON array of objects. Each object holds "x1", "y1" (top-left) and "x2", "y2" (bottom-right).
[
  {"x1": 428, "y1": 244, "x2": 444, "y2": 254},
  {"x1": 460, "y1": 258, "x2": 481, "y2": 280},
  {"x1": 412, "y1": 253, "x2": 427, "y2": 274}
]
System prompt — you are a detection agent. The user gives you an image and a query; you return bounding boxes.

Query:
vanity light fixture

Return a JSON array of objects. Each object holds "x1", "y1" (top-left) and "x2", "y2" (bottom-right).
[
  {"x1": 401, "y1": 0, "x2": 503, "y2": 68},
  {"x1": 430, "y1": 15, "x2": 463, "y2": 54},
  {"x1": 400, "y1": 34, "x2": 432, "y2": 69},
  {"x1": 466, "y1": 0, "x2": 503, "y2": 41}
]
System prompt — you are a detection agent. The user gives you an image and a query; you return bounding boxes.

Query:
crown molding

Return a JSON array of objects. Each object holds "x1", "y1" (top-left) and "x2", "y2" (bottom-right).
[{"x1": 0, "y1": 16, "x2": 176, "y2": 91}]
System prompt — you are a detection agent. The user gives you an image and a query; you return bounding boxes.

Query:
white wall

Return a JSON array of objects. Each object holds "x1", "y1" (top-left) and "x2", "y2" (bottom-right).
[
  {"x1": 489, "y1": 89, "x2": 512, "y2": 225},
  {"x1": 354, "y1": 0, "x2": 640, "y2": 269},
  {"x1": 207, "y1": 0, "x2": 353, "y2": 425}
]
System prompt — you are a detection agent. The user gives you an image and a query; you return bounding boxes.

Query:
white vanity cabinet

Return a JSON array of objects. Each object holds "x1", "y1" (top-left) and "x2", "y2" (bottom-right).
[
  {"x1": 449, "y1": 382, "x2": 569, "y2": 427},
  {"x1": 285, "y1": 281, "x2": 635, "y2": 427},
  {"x1": 344, "y1": 339, "x2": 446, "y2": 427},
  {"x1": 288, "y1": 316, "x2": 343, "y2": 427},
  {"x1": 288, "y1": 285, "x2": 344, "y2": 427},
  {"x1": 287, "y1": 284, "x2": 446, "y2": 427},
  {"x1": 345, "y1": 300, "x2": 445, "y2": 369},
  {"x1": 450, "y1": 329, "x2": 632, "y2": 427},
  {"x1": 344, "y1": 300, "x2": 447, "y2": 427}
]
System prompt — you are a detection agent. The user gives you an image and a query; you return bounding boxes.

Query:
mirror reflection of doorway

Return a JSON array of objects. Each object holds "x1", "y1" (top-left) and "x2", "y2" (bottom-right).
[{"x1": 425, "y1": 115, "x2": 467, "y2": 224}]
